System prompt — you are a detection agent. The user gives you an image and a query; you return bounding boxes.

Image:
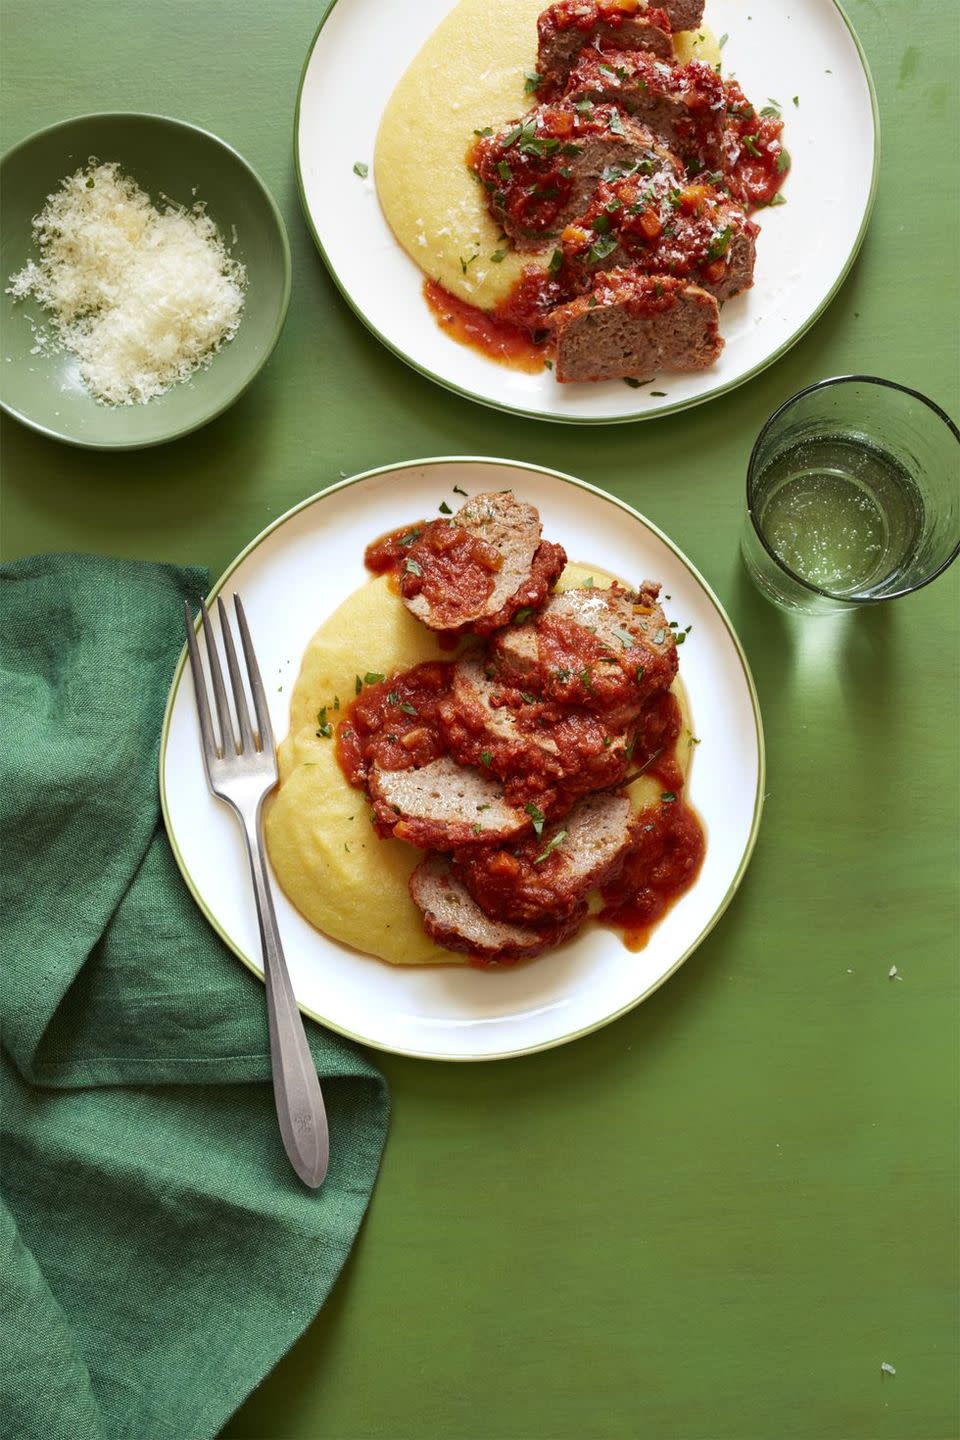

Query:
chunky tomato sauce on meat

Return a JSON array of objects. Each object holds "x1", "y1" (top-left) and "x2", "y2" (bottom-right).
[
  {"x1": 366, "y1": 515, "x2": 504, "y2": 629},
  {"x1": 337, "y1": 662, "x2": 453, "y2": 792}
]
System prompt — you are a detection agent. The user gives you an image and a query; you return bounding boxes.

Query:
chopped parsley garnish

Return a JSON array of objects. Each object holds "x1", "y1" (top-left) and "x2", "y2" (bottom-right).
[
  {"x1": 524, "y1": 802, "x2": 546, "y2": 837},
  {"x1": 718, "y1": 32, "x2": 729, "y2": 47},
  {"x1": 387, "y1": 691, "x2": 399, "y2": 705},
  {"x1": 623, "y1": 377, "x2": 642, "y2": 389},
  {"x1": 364, "y1": 672, "x2": 385, "y2": 685},
  {"x1": 355, "y1": 675, "x2": 363, "y2": 695},
  {"x1": 650, "y1": 391, "x2": 667, "y2": 397},
  {"x1": 548, "y1": 247, "x2": 564, "y2": 275},
  {"x1": 400, "y1": 702, "x2": 418, "y2": 716},
  {"x1": 584, "y1": 576, "x2": 595, "y2": 587},
  {"x1": 579, "y1": 668, "x2": 594, "y2": 692},
  {"x1": 591, "y1": 213, "x2": 611, "y2": 235},
  {"x1": 497, "y1": 159, "x2": 512, "y2": 183},
  {"x1": 473, "y1": 126, "x2": 494, "y2": 137},
  {"x1": 520, "y1": 692, "x2": 538, "y2": 704},
  {"x1": 598, "y1": 62, "x2": 619, "y2": 79},
  {"x1": 675, "y1": 631, "x2": 686, "y2": 644},
  {"x1": 534, "y1": 830, "x2": 567, "y2": 865},
  {"x1": 480, "y1": 750, "x2": 492, "y2": 768},
  {"x1": 512, "y1": 607, "x2": 534, "y2": 624},
  {"x1": 707, "y1": 225, "x2": 733, "y2": 260},
  {"x1": 792, "y1": 96, "x2": 799, "y2": 107},
  {"x1": 741, "y1": 134, "x2": 762, "y2": 157},
  {"x1": 607, "y1": 109, "x2": 626, "y2": 137},
  {"x1": 353, "y1": 161, "x2": 369, "y2": 178},
  {"x1": 438, "y1": 500, "x2": 453, "y2": 514},
  {"x1": 587, "y1": 294, "x2": 598, "y2": 308},
  {"x1": 405, "y1": 558, "x2": 423, "y2": 577},
  {"x1": 459, "y1": 252, "x2": 480, "y2": 274},
  {"x1": 573, "y1": 99, "x2": 594, "y2": 115},
  {"x1": 760, "y1": 105, "x2": 780, "y2": 119},
  {"x1": 587, "y1": 234, "x2": 618, "y2": 264},
  {"x1": 453, "y1": 485, "x2": 468, "y2": 496},
  {"x1": 398, "y1": 528, "x2": 421, "y2": 546},
  {"x1": 524, "y1": 71, "x2": 543, "y2": 94},
  {"x1": 766, "y1": 192, "x2": 787, "y2": 207},
  {"x1": 653, "y1": 628, "x2": 665, "y2": 645},
  {"x1": 612, "y1": 626, "x2": 636, "y2": 647},
  {"x1": 661, "y1": 791, "x2": 677, "y2": 803},
  {"x1": 776, "y1": 148, "x2": 792, "y2": 174},
  {"x1": 491, "y1": 249, "x2": 507, "y2": 262},
  {"x1": 635, "y1": 665, "x2": 646, "y2": 684},
  {"x1": 315, "y1": 708, "x2": 333, "y2": 738},
  {"x1": 472, "y1": 823, "x2": 482, "y2": 835}
]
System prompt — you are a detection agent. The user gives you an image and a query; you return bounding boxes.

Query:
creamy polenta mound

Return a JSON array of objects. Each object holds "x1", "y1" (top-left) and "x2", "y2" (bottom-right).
[
  {"x1": 265, "y1": 564, "x2": 695, "y2": 967},
  {"x1": 374, "y1": 0, "x2": 721, "y2": 310}
]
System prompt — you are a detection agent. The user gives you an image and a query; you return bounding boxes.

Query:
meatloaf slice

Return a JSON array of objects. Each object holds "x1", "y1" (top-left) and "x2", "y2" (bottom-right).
[
  {"x1": 439, "y1": 652, "x2": 560, "y2": 773},
  {"x1": 400, "y1": 491, "x2": 566, "y2": 634},
  {"x1": 438, "y1": 651, "x2": 636, "y2": 810},
  {"x1": 410, "y1": 856, "x2": 587, "y2": 963},
  {"x1": 536, "y1": 1, "x2": 674, "y2": 97},
  {"x1": 369, "y1": 755, "x2": 529, "y2": 849},
  {"x1": 564, "y1": 53, "x2": 725, "y2": 171},
  {"x1": 473, "y1": 103, "x2": 672, "y2": 250},
  {"x1": 492, "y1": 581, "x2": 678, "y2": 716},
  {"x1": 659, "y1": 0, "x2": 704, "y2": 29},
  {"x1": 454, "y1": 790, "x2": 635, "y2": 924},
  {"x1": 549, "y1": 271, "x2": 722, "y2": 382},
  {"x1": 560, "y1": 174, "x2": 758, "y2": 301}
]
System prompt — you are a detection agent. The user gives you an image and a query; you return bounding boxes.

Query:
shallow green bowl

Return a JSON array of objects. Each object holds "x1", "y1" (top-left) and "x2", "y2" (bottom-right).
[{"x1": 0, "y1": 112, "x2": 291, "y2": 449}]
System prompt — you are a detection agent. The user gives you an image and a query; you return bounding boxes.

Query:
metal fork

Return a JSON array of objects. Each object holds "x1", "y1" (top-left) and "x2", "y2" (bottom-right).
[{"x1": 184, "y1": 594, "x2": 329, "y2": 1189}]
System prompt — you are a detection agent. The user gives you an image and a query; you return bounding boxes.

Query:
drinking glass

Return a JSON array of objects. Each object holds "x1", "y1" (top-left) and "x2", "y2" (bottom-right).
[{"x1": 741, "y1": 376, "x2": 960, "y2": 614}]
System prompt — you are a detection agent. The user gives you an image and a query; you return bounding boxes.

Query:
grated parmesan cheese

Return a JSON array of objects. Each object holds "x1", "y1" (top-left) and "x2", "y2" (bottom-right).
[{"x1": 6, "y1": 161, "x2": 246, "y2": 406}]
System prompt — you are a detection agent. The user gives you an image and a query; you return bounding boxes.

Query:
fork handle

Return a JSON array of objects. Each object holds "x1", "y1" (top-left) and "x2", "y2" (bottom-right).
[{"x1": 239, "y1": 804, "x2": 329, "y2": 1188}]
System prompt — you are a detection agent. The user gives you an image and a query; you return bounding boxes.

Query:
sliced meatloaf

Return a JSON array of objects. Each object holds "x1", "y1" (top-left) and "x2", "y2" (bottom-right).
[
  {"x1": 560, "y1": 173, "x2": 758, "y2": 301},
  {"x1": 439, "y1": 652, "x2": 560, "y2": 773},
  {"x1": 399, "y1": 491, "x2": 566, "y2": 634},
  {"x1": 410, "y1": 856, "x2": 587, "y2": 963},
  {"x1": 564, "y1": 53, "x2": 725, "y2": 171},
  {"x1": 492, "y1": 581, "x2": 678, "y2": 716},
  {"x1": 437, "y1": 651, "x2": 636, "y2": 810},
  {"x1": 454, "y1": 790, "x2": 635, "y2": 924},
  {"x1": 549, "y1": 271, "x2": 722, "y2": 382},
  {"x1": 472, "y1": 102, "x2": 673, "y2": 250},
  {"x1": 369, "y1": 755, "x2": 529, "y2": 849},
  {"x1": 536, "y1": 1, "x2": 674, "y2": 97},
  {"x1": 659, "y1": 0, "x2": 704, "y2": 29}
]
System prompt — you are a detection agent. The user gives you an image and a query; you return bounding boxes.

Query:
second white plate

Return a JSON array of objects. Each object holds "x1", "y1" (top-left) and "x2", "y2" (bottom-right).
[
  {"x1": 160, "y1": 459, "x2": 764, "y2": 1061},
  {"x1": 295, "y1": 0, "x2": 879, "y2": 425}
]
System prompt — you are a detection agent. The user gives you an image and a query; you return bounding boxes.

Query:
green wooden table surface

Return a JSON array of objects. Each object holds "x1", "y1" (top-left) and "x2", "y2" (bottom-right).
[{"x1": 2, "y1": 2, "x2": 958, "y2": 1437}]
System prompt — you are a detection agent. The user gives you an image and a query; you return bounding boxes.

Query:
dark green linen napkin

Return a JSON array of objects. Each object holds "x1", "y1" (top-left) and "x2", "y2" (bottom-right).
[{"x1": 0, "y1": 554, "x2": 390, "y2": 1440}]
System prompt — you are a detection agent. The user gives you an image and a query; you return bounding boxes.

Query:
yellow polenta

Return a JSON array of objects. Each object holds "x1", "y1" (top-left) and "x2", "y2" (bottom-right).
[
  {"x1": 374, "y1": 0, "x2": 721, "y2": 310},
  {"x1": 265, "y1": 564, "x2": 694, "y2": 967}
]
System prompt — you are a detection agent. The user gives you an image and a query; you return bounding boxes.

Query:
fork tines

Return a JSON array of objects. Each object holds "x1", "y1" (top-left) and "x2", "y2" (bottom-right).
[{"x1": 183, "y1": 594, "x2": 275, "y2": 763}]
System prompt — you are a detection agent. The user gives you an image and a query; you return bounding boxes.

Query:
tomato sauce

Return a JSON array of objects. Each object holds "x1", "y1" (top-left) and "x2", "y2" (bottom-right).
[
  {"x1": 424, "y1": 280, "x2": 548, "y2": 373},
  {"x1": 599, "y1": 796, "x2": 706, "y2": 949},
  {"x1": 722, "y1": 81, "x2": 789, "y2": 211},
  {"x1": 336, "y1": 662, "x2": 454, "y2": 789},
  {"x1": 365, "y1": 513, "x2": 506, "y2": 631}
]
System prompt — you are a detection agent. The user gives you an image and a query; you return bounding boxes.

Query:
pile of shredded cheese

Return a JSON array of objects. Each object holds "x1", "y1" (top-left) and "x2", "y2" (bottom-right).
[{"x1": 7, "y1": 161, "x2": 246, "y2": 405}]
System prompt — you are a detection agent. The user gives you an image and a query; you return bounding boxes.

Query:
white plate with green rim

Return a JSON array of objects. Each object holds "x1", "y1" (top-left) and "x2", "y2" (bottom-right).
[
  {"x1": 294, "y1": 0, "x2": 879, "y2": 425},
  {"x1": 160, "y1": 458, "x2": 764, "y2": 1061}
]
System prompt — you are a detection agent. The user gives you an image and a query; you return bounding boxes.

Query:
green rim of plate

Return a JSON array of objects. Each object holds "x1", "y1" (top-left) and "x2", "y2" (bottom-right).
[
  {"x1": 0, "y1": 111, "x2": 292, "y2": 450},
  {"x1": 158, "y1": 457, "x2": 767, "y2": 1063},
  {"x1": 292, "y1": 1, "x2": 881, "y2": 426}
]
